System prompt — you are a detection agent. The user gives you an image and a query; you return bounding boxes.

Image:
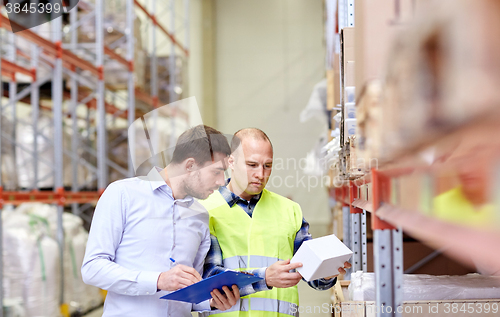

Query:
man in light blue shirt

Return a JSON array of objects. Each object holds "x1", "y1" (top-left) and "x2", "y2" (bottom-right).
[{"x1": 82, "y1": 125, "x2": 240, "y2": 317}]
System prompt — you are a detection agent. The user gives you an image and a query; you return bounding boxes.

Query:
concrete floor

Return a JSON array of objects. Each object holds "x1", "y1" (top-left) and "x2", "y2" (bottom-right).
[{"x1": 84, "y1": 224, "x2": 333, "y2": 317}]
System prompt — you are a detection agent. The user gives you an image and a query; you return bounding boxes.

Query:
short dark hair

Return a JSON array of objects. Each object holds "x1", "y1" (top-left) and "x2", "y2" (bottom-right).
[
  {"x1": 231, "y1": 128, "x2": 272, "y2": 153},
  {"x1": 171, "y1": 124, "x2": 231, "y2": 165}
]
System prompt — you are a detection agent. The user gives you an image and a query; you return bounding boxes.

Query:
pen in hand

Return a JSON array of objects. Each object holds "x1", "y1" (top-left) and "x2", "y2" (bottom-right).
[{"x1": 158, "y1": 258, "x2": 202, "y2": 291}]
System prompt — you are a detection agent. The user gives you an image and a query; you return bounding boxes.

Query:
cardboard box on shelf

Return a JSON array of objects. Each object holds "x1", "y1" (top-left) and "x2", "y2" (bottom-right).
[
  {"x1": 104, "y1": 47, "x2": 146, "y2": 90},
  {"x1": 144, "y1": 56, "x2": 188, "y2": 105},
  {"x1": 358, "y1": 0, "x2": 500, "y2": 161},
  {"x1": 341, "y1": 28, "x2": 356, "y2": 89},
  {"x1": 355, "y1": 81, "x2": 383, "y2": 162},
  {"x1": 344, "y1": 102, "x2": 356, "y2": 119},
  {"x1": 354, "y1": 0, "x2": 417, "y2": 100},
  {"x1": 344, "y1": 118, "x2": 357, "y2": 143},
  {"x1": 345, "y1": 61, "x2": 356, "y2": 88},
  {"x1": 327, "y1": 69, "x2": 335, "y2": 111},
  {"x1": 348, "y1": 136, "x2": 365, "y2": 178},
  {"x1": 434, "y1": 0, "x2": 500, "y2": 125},
  {"x1": 327, "y1": 54, "x2": 341, "y2": 111}
]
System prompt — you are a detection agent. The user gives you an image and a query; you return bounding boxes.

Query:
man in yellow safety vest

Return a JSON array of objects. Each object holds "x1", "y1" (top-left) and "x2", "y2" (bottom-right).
[{"x1": 200, "y1": 128, "x2": 350, "y2": 317}]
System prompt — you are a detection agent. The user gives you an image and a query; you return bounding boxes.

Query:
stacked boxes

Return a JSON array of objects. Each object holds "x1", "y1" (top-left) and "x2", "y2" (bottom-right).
[{"x1": 355, "y1": 0, "x2": 500, "y2": 162}]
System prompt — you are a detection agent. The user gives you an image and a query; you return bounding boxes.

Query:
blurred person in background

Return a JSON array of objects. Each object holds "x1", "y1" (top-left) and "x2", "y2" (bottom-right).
[
  {"x1": 433, "y1": 141, "x2": 498, "y2": 229},
  {"x1": 200, "y1": 128, "x2": 350, "y2": 316},
  {"x1": 82, "y1": 125, "x2": 240, "y2": 317},
  {"x1": 433, "y1": 139, "x2": 500, "y2": 275}
]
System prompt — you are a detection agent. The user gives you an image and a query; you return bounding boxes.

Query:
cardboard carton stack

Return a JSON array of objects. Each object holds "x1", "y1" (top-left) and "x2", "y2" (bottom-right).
[{"x1": 355, "y1": 0, "x2": 500, "y2": 162}]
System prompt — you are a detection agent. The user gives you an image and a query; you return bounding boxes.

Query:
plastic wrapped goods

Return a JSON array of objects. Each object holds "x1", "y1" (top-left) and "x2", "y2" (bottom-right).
[
  {"x1": 61, "y1": 215, "x2": 100, "y2": 313},
  {"x1": 1, "y1": 115, "x2": 19, "y2": 190},
  {"x1": 300, "y1": 79, "x2": 328, "y2": 124},
  {"x1": 24, "y1": 233, "x2": 61, "y2": 317},
  {"x1": 2, "y1": 209, "x2": 61, "y2": 317},
  {"x1": 144, "y1": 56, "x2": 187, "y2": 104},
  {"x1": 15, "y1": 203, "x2": 103, "y2": 313},
  {"x1": 349, "y1": 271, "x2": 500, "y2": 301},
  {"x1": 3, "y1": 211, "x2": 31, "y2": 303},
  {"x1": 15, "y1": 115, "x2": 88, "y2": 189},
  {"x1": 3, "y1": 298, "x2": 26, "y2": 317}
]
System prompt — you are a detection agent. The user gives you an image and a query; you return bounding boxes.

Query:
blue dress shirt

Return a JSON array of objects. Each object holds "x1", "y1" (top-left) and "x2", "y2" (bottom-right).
[{"x1": 82, "y1": 167, "x2": 212, "y2": 317}]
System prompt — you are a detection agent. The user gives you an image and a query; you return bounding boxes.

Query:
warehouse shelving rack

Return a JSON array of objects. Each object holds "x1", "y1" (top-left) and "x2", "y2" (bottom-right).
[
  {"x1": 326, "y1": 1, "x2": 500, "y2": 317},
  {"x1": 0, "y1": 0, "x2": 190, "y2": 316},
  {"x1": 332, "y1": 107, "x2": 500, "y2": 316}
]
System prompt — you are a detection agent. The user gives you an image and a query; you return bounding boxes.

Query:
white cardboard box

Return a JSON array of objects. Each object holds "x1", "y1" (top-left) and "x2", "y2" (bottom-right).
[{"x1": 291, "y1": 234, "x2": 353, "y2": 282}]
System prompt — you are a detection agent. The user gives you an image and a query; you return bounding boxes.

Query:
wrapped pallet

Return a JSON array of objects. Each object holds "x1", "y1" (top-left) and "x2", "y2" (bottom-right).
[
  {"x1": 2, "y1": 298, "x2": 26, "y2": 317},
  {"x1": 2, "y1": 208, "x2": 61, "y2": 317},
  {"x1": 15, "y1": 115, "x2": 89, "y2": 189},
  {"x1": 349, "y1": 271, "x2": 500, "y2": 301},
  {"x1": 76, "y1": 0, "x2": 142, "y2": 47},
  {"x1": 1, "y1": 115, "x2": 19, "y2": 190},
  {"x1": 24, "y1": 229, "x2": 61, "y2": 317},
  {"x1": 61, "y1": 213, "x2": 101, "y2": 313},
  {"x1": 144, "y1": 56, "x2": 188, "y2": 105},
  {"x1": 2, "y1": 210, "x2": 30, "y2": 306},
  {"x1": 73, "y1": 2, "x2": 146, "y2": 90},
  {"x1": 16, "y1": 204, "x2": 103, "y2": 313}
]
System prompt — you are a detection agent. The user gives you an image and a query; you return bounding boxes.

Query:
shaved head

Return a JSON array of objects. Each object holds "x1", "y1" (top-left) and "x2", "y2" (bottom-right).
[
  {"x1": 231, "y1": 128, "x2": 273, "y2": 155},
  {"x1": 227, "y1": 128, "x2": 274, "y2": 200}
]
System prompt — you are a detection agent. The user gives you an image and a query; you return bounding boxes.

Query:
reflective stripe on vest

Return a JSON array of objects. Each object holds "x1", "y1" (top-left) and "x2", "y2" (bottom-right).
[
  {"x1": 200, "y1": 189, "x2": 303, "y2": 316},
  {"x1": 200, "y1": 298, "x2": 299, "y2": 317},
  {"x1": 223, "y1": 255, "x2": 282, "y2": 269}
]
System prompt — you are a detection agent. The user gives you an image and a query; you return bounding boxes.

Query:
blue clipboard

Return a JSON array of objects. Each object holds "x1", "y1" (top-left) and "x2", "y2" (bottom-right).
[{"x1": 160, "y1": 270, "x2": 263, "y2": 304}]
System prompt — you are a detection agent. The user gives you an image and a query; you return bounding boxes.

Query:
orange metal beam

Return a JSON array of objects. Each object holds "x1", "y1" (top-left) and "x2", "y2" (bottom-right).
[
  {"x1": 1, "y1": 15, "x2": 99, "y2": 76},
  {"x1": 371, "y1": 169, "x2": 396, "y2": 230},
  {"x1": 1, "y1": 68, "x2": 14, "y2": 79},
  {"x1": 1, "y1": 58, "x2": 33, "y2": 77},
  {"x1": 104, "y1": 46, "x2": 128, "y2": 68},
  {"x1": 0, "y1": 14, "x2": 187, "y2": 121},
  {"x1": 349, "y1": 181, "x2": 363, "y2": 214},
  {"x1": 135, "y1": 87, "x2": 155, "y2": 107},
  {"x1": 1, "y1": 190, "x2": 100, "y2": 206},
  {"x1": 84, "y1": 98, "x2": 128, "y2": 120}
]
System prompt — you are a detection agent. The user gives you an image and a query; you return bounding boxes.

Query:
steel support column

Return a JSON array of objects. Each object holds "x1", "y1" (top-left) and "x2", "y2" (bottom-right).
[
  {"x1": 51, "y1": 10, "x2": 65, "y2": 308},
  {"x1": 350, "y1": 182, "x2": 363, "y2": 273},
  {"x1": 361, "y1": 185, "x2": 368, "y2": 272},
  {"x1": 0, "y1": 20, "x2": 4, "y2": 317},
  {"x1": 30, "y1": 43, "x2": 40, "y2": 191},
  {"x1": 372, "y1": 169, "x2": 403, "y2": 317},
  {"x1": 96, "y1": 0, "x2": 107, "y2": 190},
  {"x1": 127, "y1": 0, "x2": 136, "y2": 177}
]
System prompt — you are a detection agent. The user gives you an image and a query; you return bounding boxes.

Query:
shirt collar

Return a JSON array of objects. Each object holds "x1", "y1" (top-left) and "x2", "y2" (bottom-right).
[
  {"x1": 147, "y1": 167, "x2": 169, "y2": 191},
  {"x1": 146, "y1": 167, "x2": 194, "y2": 206},
  {"x1": 219, "y1": 178, "x2": 262, "y2": 208}
]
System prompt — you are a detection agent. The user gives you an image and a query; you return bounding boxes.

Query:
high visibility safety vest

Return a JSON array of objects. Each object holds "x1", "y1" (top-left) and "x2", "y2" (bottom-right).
[{"x1": 199, "y1": 189, "x2": 303, "y2": 317}]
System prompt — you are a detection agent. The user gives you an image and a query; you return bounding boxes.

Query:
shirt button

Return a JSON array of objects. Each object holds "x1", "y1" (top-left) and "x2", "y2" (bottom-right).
[{"x1": 146, "y1": 292, "x2": 149, "y2": 295}]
